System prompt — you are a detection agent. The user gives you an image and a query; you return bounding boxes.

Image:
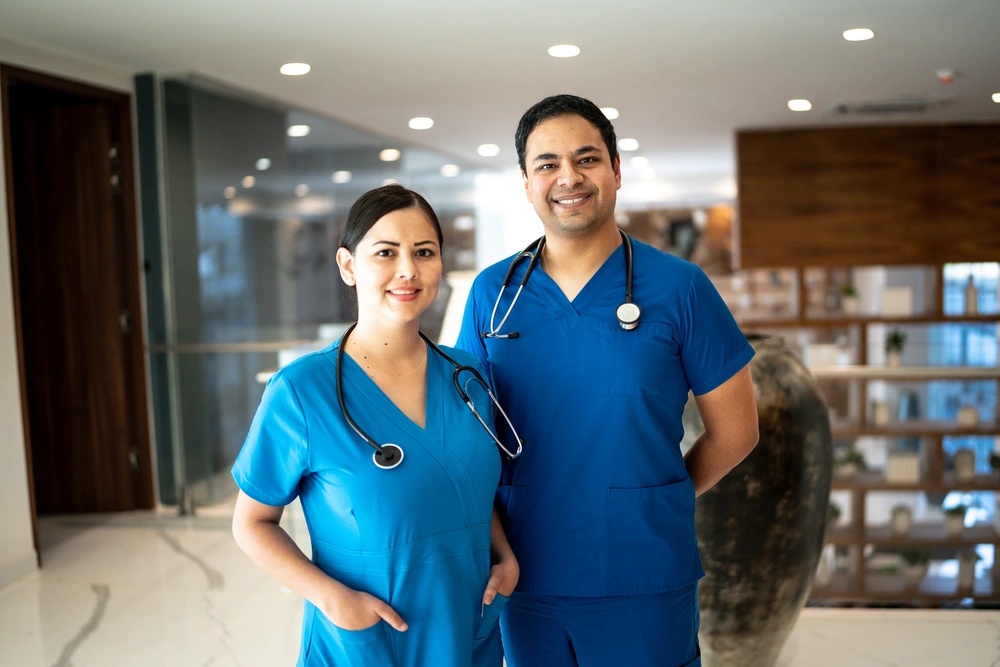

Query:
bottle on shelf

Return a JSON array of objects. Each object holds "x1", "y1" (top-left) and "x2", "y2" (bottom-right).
[{"x1": 965, "y1": 275, "x2": 979, "y2": 315}]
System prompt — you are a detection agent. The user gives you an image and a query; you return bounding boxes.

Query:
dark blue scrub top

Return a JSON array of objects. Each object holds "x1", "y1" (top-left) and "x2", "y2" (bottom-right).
[{"x1": 457, "y1": 239, "x2": 754, "y2": 597}]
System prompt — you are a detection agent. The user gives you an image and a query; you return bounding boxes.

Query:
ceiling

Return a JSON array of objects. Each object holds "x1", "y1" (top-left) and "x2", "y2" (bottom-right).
[{"x1": 3, "y1": 0, "x2": 999, "y2": 202}]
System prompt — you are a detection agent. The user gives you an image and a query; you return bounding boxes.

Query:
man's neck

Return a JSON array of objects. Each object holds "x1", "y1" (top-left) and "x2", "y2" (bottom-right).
[{"x1": 541, "y1": 220, "x2": 622, "y2": 302}]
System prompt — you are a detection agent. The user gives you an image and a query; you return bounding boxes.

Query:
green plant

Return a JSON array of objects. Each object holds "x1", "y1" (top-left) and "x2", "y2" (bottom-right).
[
  {"x1": 885, "y1": 329, "x2": 907, "y2": 353},
  {"x1": 990, "y1": 452, "x2": 1000, "y2": 470},
  {"x1": 833, "y1": 448, "x2": 867, "y2": 470},
  {"x1": 943, "y1": 504, "x2": 968, "y2": 517},
  {"x1": 827, "y1": 500, "x2": 842, "y2": 526},
  {"x1": 841, "y1": 284, "x2": 858, "y2": 297},
  {"x1": 898, "y1": 547, "x2": 932, "y2": 566}
]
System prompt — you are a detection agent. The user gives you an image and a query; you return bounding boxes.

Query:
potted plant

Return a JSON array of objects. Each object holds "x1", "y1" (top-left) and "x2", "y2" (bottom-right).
[
  {"x1": 841, "y1": 284, "x2": 859, "y2": 315},
  {"x1": 898, "y1": 547, "x2": 931, "y2": 586},
  {"x1": 952, "y1": 448, "x2": 977, "y2": 481},
  {"x1": 833, "y1": 448, "x2": 866, "y2": 478},
  {"x1": 944, "y1": 504, "x2": 968, "y2": 537},
  {"x1": 885, "y1": 329, "x2": 907, "y2": 367},
  {"x1": 990, "y1": 451, "x2": 1000, "y2": 475}
]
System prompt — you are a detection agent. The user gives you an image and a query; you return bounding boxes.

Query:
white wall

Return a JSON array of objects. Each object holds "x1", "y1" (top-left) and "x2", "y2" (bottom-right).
[{"x1": 0, "y1": 36, "x2": 132, "y2": 588}]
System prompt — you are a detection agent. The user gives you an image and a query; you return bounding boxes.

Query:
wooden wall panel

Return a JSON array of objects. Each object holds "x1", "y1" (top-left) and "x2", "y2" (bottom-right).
[{"x1": 737, "y1": 124, "x2": 1000, "y2": 268}]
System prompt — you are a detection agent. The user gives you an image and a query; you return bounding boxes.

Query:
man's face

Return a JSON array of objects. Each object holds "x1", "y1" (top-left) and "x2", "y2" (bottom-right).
[{"x1": 521, "y1": 114, "x2": 621, "y2": 239}]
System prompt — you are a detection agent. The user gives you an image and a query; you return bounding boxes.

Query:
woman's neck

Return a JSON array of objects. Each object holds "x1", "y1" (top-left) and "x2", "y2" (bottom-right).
[{"x1": 345, "y1": 319, "x2": 425, "y2": 366}]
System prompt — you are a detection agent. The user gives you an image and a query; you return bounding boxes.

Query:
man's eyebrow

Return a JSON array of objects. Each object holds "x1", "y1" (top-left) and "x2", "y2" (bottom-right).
[{"x1": 531, "y1": 146, "x2": 602, "y2": 162}]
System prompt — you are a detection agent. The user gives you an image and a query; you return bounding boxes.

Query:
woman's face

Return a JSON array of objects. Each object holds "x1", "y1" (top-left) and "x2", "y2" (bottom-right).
[{"x1": 337, "y1": 207, "x2": 442, "y2": 327}]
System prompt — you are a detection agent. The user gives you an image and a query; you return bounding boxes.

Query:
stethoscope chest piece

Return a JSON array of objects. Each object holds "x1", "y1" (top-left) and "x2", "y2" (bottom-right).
[
  {"x1": 616, "y1": 302, "x2": 641, "y2": 331},
  {"x1": 373, "y1": 443, "x2": 404, "y2": 469}
]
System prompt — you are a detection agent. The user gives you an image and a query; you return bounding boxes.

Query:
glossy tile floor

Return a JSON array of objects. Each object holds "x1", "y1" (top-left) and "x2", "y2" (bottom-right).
[{"x1": 1, "y1": 498, "x2": 998, "y2": 667}]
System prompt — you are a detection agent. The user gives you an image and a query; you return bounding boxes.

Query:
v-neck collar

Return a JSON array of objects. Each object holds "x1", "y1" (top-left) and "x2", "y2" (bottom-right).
[
  {"x1": 337, "y1": 340, "x2": 443, "y2": 444},
  {"x1": 533, "y1": 242, "x2": 626, "y2": 318}
]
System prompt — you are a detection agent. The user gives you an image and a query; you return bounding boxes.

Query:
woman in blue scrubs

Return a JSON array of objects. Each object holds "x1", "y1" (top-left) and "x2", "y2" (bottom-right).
[{"x1": 231, "y1": 184, "x2": 519, "y2": 667}]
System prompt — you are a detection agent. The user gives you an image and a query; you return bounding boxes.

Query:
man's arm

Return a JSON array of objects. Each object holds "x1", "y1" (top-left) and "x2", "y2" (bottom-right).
[{"x1": 684, "y1": 363, "x2": 758, "y2": 496}]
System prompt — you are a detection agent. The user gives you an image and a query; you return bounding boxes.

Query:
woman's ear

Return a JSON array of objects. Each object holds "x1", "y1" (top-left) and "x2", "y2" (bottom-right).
[{"x1": 336, "y1": 247, "x2": 356, "y2": 286}]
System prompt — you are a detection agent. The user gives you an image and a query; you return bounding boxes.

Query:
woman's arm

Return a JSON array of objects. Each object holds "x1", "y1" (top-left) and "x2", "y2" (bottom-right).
[
  {"x1": 232, "y1": 490, "x2": 407, "y2": 631},
  {"x1": 482, "y1": 506, "x2": 519, "y2": 604}
]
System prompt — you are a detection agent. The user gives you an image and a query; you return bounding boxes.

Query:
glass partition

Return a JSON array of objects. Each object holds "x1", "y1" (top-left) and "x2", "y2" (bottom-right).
[{"x1": 145, "y1": 75, "x2": 489, "y2": 506}]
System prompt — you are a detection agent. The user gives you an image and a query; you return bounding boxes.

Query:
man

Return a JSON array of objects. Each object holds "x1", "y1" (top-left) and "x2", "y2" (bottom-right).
[{"x1": 456, "y1": 94, "x2": 758, "y2": 667}]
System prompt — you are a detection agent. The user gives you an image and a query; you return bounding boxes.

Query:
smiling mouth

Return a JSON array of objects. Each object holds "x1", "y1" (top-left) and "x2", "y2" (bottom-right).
[
  {"x1": 553, "y1": 193, "x2": 591, "y2": 205},
  {"x1": 388, "y1": 289, "x2": 419, "y2": 295}
]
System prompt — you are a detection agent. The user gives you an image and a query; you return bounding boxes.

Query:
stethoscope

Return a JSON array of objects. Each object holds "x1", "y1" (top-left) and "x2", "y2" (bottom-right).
[
  {"x1": 483, "y1": 229, "x2": 640, "y2": 339},
  {"x1": 336, "y1": 323, "x2": 524, "y2": 470}
]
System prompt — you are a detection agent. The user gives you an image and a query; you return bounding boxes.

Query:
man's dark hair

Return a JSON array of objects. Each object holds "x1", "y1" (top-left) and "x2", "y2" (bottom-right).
[{"x1": 514, "y1": 94, "x2": 618, "y2": 173}]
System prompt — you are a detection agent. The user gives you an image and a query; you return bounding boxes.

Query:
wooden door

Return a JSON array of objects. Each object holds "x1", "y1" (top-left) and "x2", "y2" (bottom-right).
[{"x1": 2, "y1": 66, "x2": 154, "y2": 515}]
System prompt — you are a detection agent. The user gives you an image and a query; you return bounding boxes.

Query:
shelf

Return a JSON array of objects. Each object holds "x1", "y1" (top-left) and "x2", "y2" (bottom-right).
[
  {"x1": 831, "y1": 471, "x2": 1000, "y2": 491},
  {"x1": 811, "y1": 365, "x2": 1000, "y2": 380},
  {"x1": 825, "y1": 525, "x2": 862, "y2": 546},
  {"x1": 739, "y1": 314, "x2": 1000, "y2": 328},
  {"x1": 831, "y1": 421, "x2": 1000, "y2": 438},
  {"x1": 864, "y1": 522, "x2": 999, "y2": 547},
  {"x1": 811, "y1": 572, "x2": 996, "y2": 602}
]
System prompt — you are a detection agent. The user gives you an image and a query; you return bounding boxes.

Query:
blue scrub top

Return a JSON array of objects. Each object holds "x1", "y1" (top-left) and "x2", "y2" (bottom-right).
[
  {"x1": 233, "y1": 341, "x2": 505, "y2": 667},
  {"x1": 457, "y1": 239, "x2": 754, "y2": 597}
]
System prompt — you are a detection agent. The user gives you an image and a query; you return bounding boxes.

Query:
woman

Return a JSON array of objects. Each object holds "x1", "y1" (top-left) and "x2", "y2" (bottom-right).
[{"x1": 232, "y1": 184, "x2": 519, "y2": 666}]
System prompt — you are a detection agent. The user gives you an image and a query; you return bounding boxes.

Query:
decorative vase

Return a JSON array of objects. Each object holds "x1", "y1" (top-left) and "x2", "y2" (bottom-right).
[
  {"x1": 956, "y1": 406, "x2": 980, "y2": 428},
  {"x1": 902, "y1": 563, "x2": 928, "y2": 587},
  {"x1": 957, "y1": 551, "x2": 978, "y2": 590},
  {"x1": 887, "y1": 350, "x2": 902, "y2": 368},
  {"x1": 891, "y1": 505, "x2": 913, "y2": 536},
  {"x1": 946, "y1": 514, "x2": 965, "y2": 537},
  {"x1": 873, "y1": 401, "x2": 891, "y2": 427},
  {"x1": 683, "y1": 334, "x2": 832, "y2": 667},
  {"x1": 953, "y1": 448, "x2": 977, "y2": 480},
  {"x1": 842, "y1": 295, "x2": 859, "y2": 315}
]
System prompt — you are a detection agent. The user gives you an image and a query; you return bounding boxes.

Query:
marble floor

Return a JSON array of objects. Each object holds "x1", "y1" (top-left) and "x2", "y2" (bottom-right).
[{"x1": 1, "y1": 498, "x2": 998, "y2": 667}]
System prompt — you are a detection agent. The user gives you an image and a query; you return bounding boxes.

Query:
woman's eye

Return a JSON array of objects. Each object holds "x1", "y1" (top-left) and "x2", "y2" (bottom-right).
[
  {"x1": 417, "y1": 248, "x2": 436, "y2": 258},
  {"x1": 376, "y1": 249, "x2": 394, "y2": 257}
]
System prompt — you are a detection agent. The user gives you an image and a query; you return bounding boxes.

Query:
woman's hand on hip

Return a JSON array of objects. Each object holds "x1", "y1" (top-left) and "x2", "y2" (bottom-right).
[{"x1": 323, "y1": 588, "x2": 408, "y2": 632}]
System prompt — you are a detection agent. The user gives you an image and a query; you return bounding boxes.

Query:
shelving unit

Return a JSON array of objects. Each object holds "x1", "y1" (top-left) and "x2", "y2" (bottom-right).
[{"x1": 716, "y1": 263, "x2": 1000, "y2": 604}]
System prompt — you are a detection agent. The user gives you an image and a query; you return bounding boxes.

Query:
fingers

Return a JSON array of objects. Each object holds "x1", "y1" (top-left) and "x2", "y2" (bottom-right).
[
  {"x1": 375, "y1": 601, "x2": 408, "y2": 632},
  {"x1": 483, "y1": 573, "x2": 501, "y2": 605}
]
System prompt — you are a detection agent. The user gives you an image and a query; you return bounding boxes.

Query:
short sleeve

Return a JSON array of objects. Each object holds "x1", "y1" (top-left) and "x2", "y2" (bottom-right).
[
  {"x1": 231, "y1": 374, "x2": 309, "y2": 506},
  {"x1": 456, "y1": 278, "x2": 489, "y2": 369},
  {"x1": 680, "y1": 266, "x2": 755, "y2": 396}
]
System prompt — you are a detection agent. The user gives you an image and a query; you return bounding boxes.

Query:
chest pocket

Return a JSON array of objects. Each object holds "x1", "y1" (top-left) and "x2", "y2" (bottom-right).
[{"x1": 599, "y1": 321, "x2": 677, "y2": 396}]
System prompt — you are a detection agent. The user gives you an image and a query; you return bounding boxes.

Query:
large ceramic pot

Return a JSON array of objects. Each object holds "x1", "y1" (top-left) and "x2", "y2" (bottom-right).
[{"x1": 682, "y1": 334, "x2": 832, "y2": 667}]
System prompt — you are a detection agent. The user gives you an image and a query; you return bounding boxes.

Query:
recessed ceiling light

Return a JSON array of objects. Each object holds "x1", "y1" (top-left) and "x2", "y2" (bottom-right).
[
  {"x1": 223, "y1": 186, "x2": 236, "y2": 199},
  {"x1": 380, "y1": 148, "x2": 401, "y2": 162},
  {"x1": 788, "y1": 99, "x2": 813, "y2": 111},
  {"x1": 332, "y1": 170, "x2": 352, "y2": 183},
  {"x1": 477, "y1": 143, "x2": 500, "y2": 157},
  {"x1": 640, "y1": 168, "x2": 657, "y2": 181},
  {"x1": 843, "y1": 29, "x2": 874, "y2": 42},
  {"x1": 993, "y1": 93, "x2": 1000, "y2": 103},
  {"x1": 548, "y1": 45, "x2": 580, "y2": 58},
  {"x1": 618, "y1": 138, "x2": 639, "y2": 151},
  {"x1": 408, "y1": 117, "x2": 434, "y2": 130},
  {"x1": 280, "y1": 63, "x2": 311, "y2": 76},
  {"x1": 295, "y1": 184, "x2": 310, "y2": 197},
  {"x1": 601, "y1": 107, "x2": 619, "y2": 120},
  {"x1": 287, "y1": 124, "x2": 310, "y2": 137},
  {"x1": 440, "y1": 164, "x2": 461, "y2": 177},
  {"x1": 255, "y1": 158, "x2": 271, "y2": 171},
  {"x1": 241, "y1": 175, "x2": 256, "y2": 188},
  {"x1": 630, "y1": 156, "x2": 649, "y2": 169}
]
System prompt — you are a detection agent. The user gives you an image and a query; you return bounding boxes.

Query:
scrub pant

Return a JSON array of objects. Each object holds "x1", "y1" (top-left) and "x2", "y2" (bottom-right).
[{"x1": 500, "y1": 584, "x2": 700, "y2": 667}]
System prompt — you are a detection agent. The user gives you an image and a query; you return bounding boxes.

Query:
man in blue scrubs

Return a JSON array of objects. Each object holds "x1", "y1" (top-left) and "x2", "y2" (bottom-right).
[{"x1": 456, "y1": 95, "x2": 759, "y2": 667}]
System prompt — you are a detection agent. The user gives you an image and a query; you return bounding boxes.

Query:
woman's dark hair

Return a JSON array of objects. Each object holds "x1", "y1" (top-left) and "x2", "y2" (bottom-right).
[
  {"x1": 514, "y1": 94, "x2": 618, "y2": 173},
  {"x1": 339, "y1": 184, "x2": 444, "y2": 254}
]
